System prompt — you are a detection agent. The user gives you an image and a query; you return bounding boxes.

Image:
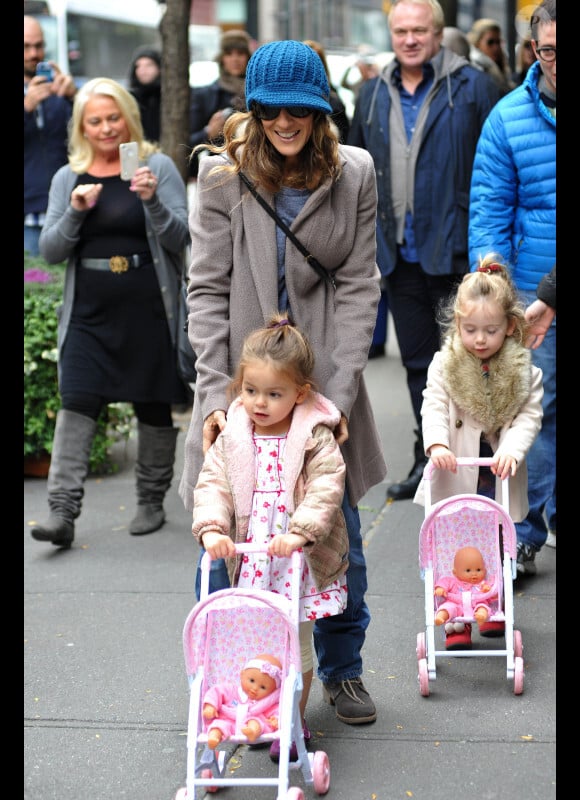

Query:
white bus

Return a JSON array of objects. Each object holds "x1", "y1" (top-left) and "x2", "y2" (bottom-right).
[{"x1": 24, "y1": 0, "x2": 163, "y2": 86}]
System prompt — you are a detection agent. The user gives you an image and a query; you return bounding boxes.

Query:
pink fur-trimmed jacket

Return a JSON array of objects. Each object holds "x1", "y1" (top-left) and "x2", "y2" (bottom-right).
[
  {"x1": 192, "y1": 390, "x2": 349, "y2": 590},
  {"x1": 203, "y1": 682, "x2": 281, "y2": 739}
]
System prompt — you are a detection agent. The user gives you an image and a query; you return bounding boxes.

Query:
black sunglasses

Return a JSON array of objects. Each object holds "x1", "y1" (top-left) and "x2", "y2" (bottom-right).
[
  {"x1": 252, "y1": 103, "x2": 313, "y2": 120},
  {"x1": 484, "y1": 38, "x2": 501, "y2": 46}
]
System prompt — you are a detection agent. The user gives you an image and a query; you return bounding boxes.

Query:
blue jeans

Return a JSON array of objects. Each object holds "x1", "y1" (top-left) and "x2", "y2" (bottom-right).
[
  {"x1": 194, "y1": 493, "x2": 371, "y2": 685},
  {"x1": 24, "y1": 225, "x2": 42, "y2": 257},
  {"x1": 515, "y1": 290, "x2": 556, "y2": 550}
]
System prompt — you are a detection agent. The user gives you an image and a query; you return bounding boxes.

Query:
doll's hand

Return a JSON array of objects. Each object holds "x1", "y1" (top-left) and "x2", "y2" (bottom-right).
[
  {"x1": 491, "y1": 454, "x2": 517, "y2": 480},
  {"x1": 203, "y1": 703, "x2": 217, "y2": 720},
  {"x1": 268, "y1": 532, "x2": 307, "y2": 558},
  {"x1": 267, "y1": 716, "x2": 279, "y2": 731},
  {"x1": 434, "y1": 586, "x2": 447, "y2": 597},
  {"x1": 428, "y1": 446, "x2": 457, "y2": 473}
]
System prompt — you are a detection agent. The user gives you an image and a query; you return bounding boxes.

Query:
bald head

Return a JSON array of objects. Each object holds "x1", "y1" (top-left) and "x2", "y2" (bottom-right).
[{"x1": 24, "y1": 15, "x2": 46, "y2": 79}]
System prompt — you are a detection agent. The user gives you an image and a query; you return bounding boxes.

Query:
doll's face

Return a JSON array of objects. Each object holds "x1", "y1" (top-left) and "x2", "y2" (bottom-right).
[
  {"x1": 453, "y1": 548, "x2": 487, "y2": 584},
  {"x1": 241, "y1": 667, "x2": 276, "y2": 700}
]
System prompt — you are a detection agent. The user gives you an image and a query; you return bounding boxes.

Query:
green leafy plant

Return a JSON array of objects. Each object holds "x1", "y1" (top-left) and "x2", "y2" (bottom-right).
[{"x1": 24, "y1": 254, "x2": 134, "y2": 474}]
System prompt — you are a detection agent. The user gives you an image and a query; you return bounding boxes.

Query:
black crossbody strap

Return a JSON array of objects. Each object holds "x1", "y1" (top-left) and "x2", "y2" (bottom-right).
[{"x1": 239, "y1": 171, "x2": 336, "y2": 291}]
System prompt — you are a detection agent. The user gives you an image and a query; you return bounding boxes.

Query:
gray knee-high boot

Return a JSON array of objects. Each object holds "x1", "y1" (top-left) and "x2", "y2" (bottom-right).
[
  {"x1": 30, "y1": 409, "x2": 97, "y2": 547},
  {"x1": 129, "y1": 422, "x2": 179, "y2": 535}
]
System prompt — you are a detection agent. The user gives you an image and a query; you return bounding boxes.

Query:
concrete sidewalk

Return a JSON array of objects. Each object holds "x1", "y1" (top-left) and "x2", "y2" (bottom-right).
[{"x1": 24, "y1": 332, "x2": 556, "y2": 800}]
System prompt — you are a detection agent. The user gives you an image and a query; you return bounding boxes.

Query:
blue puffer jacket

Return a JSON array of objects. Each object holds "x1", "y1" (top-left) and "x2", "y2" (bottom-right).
[
  {"x1": 348, "y1": 48, "x2": 500, "y2": 277},
  {"x1": 469, "y1": 61, "x2": 556, "y2": 290}
]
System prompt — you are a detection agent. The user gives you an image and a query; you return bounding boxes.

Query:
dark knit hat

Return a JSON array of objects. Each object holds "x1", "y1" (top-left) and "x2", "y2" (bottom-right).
[
  {"x1": 217, "y1": 29, "x2": 252, "y2": 59},
  {"x1": 245, "y1": 40, "x2": 332, "y2": 114}
]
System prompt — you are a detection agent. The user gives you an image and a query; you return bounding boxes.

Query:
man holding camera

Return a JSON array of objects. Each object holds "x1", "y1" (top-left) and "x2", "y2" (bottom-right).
[{"x1": 24, "y1": 15, "x2": 76, "y2": 256}]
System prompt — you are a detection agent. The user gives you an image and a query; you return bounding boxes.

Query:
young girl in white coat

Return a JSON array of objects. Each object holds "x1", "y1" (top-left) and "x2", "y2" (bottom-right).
[
  {"x1": 413, "y1": 255, "x2": 544, "y2": 647},
  {"x1": 192, "y1": 314, "x2": 349, "y2": 762}
]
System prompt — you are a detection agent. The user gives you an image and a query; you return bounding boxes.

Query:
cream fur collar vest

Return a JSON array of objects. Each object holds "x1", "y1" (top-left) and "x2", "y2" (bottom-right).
[{"x1": 440, "y1": 335, "x2": 532, "y2": 434}]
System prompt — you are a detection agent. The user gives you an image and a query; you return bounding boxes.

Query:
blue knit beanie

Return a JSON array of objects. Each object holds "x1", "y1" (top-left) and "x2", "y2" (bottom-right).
[{"x1": 245, "y1": 40, "x2": 332, "y2": 114}]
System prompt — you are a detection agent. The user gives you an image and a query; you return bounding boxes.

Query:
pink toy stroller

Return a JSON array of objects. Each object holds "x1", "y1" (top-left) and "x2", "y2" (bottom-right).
[
  {"x1": 416, "y1": 457, "x2": 525, "y2": 696},
  {"x1": 174, "y1": 543, "x2": 331, "y2": 800}
]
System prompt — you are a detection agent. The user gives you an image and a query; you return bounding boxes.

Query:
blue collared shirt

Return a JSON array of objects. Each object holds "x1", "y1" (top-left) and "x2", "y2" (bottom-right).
[{"x1": 393, "y1": 62, "x2": 434, "y2": 262}]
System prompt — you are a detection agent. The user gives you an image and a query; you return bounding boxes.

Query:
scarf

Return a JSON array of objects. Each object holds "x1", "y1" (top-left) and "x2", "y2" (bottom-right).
[{"x1": 218, "y1": 71, "x2": 246, "y2": 110}]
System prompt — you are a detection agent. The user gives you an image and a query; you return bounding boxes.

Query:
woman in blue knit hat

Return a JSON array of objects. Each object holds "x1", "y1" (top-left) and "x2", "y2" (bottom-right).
[{"x1": 179, "y1": 39, "x2": 387, "y2": 757}]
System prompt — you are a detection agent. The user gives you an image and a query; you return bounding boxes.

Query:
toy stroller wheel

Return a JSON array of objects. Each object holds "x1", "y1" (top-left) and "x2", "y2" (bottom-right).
[
  {"x1": 418, "y1": 658, "x2": 430, "y2": 697},
  {"x1": 201, "y1": 768, "x2": 219, "y2": 792},
  {"x1": 312, "y1": 750, "x2": 331, "y2": 794},
  {"x1": 416, "y1": 632, "x2": 426, "y2": 660},
  {"x1": 286, "y1": 788, "x2": 305, "y2": 800},
  {"x1": 513, "y1": 656, "x2": 524, "y2": 695},
  {"x1": 513, "y1": 629, "x2": 523, "y2": 658}
]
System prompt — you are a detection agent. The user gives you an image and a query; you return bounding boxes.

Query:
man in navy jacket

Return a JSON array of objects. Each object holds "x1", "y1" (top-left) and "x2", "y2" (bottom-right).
[
  {"x1": 24, "y1": 15, "x2": 76, "y2": 255},
  {"x1": 349, "y1": 0, "x2": 500, "y2": 501}
]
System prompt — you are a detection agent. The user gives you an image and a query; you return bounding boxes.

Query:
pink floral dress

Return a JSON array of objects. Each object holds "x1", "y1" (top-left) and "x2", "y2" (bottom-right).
[{"x1": 236, "y1": 434, "x2": 347, "y2": 621}]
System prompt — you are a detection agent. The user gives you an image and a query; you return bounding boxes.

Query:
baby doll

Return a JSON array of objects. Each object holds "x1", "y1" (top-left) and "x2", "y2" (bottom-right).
[
  {"x1": 434, "y1": 546, "x2": 496, "y2": 626},
  {"x1": 202, "y1": 653, "x2": 282, "y2": 749}
]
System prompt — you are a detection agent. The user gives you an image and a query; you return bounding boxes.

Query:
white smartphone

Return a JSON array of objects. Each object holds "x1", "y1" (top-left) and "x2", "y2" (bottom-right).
[{"x1": 119, "y1": 141, "x2": 139, "y2": 181}]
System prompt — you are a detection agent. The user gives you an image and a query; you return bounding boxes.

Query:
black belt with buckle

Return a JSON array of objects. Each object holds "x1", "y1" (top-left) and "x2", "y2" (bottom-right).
[{"x1": 80, "y1": 253, "x2": 151, "y2": 273}]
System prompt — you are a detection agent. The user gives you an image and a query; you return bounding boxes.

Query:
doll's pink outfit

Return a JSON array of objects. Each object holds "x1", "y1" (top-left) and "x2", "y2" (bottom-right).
[
  {"x1": 435, "y1": 574, "x2": 497, "y2": 621},
  {"x1": 203, "y1": 681, "x2": 281, "y2": 740}
]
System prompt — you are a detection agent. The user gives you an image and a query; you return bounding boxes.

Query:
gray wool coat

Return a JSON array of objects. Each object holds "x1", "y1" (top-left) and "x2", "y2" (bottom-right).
[{"x1": 179, "y1": 144, "x2": 387, "y2": 511}]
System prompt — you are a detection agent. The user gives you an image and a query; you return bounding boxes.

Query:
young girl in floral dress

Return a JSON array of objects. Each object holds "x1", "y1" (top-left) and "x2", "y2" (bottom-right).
[{"x1": 192, "y1": 313, "x2": 349, "y2": 762}]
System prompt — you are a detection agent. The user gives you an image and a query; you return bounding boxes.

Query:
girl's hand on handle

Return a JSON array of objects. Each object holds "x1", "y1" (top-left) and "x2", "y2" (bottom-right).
[
  {"x1": 491, "y1": 454, "x2": 517, "y2": 480},
  {"x1": 200, "y1": 531, "x2": 236, "y2": 560},
  {"x1": 202, "y1": 410, "x2": 226, "y2": 454},
  {"x1": 428, "y1": 445, "x2": 457, "y2": 473},
  {"x1": 268, "y1": 532, "x2": 307, "y2": 558}
]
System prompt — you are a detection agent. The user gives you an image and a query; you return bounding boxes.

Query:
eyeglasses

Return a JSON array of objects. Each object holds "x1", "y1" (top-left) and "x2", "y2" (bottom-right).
[
  {"x1": 252, "y1": 103, "x2": 313, "y2": 120},
  {"x1": 484, "y1": 38, "x2": 501, "y2": 46},
  {"x1": 536, "y1": 46, "x2": 556, "y2": 62}
]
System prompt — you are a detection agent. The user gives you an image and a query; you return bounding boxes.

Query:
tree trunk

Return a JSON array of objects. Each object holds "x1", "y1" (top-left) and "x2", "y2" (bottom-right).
[{"x1": 159, "y1": 0, "x2": 191, "y2": 184}]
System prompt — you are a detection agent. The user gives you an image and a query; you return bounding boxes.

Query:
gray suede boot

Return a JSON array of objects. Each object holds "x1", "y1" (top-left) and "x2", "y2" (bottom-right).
[
  {"x1": 30, "y1": 410, "x2": 97, "y2": 547},
  {"x1": 129, "y1": 423, "x2": 179, "y2": 535}
]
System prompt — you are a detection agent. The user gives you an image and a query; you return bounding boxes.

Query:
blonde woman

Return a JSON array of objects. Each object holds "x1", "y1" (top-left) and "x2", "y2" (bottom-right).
[{"x1": 32, "y1": 78, "x2": 190, "y2": 548}]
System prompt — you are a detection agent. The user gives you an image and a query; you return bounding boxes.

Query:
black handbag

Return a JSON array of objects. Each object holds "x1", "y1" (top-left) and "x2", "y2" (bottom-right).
[
  {"x1": 239, "y1": 172, "x2": 337, "y2": 291},
  {"x1": 177, "y1": 278, "x2": 197, "y2": 386}
]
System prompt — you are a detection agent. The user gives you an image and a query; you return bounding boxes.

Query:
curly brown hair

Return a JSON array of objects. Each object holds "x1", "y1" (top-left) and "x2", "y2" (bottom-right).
[{"x1": 191, "y1": 110, "x2": 341, "y2": 193}]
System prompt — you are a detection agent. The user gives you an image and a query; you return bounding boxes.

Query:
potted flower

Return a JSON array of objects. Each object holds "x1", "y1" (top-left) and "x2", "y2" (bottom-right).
[{"x1": 24, "y1": 254, "x2": 134, "y2": 476}]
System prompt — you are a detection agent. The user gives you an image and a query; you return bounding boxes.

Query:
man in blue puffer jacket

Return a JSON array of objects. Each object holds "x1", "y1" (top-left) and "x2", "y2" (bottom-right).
[{"x1": 469, "y1": 0, "x2": 556, "y2": 579}]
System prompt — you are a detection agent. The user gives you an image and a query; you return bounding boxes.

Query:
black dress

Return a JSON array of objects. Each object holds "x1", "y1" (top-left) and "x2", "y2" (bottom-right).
[{"x1": 59, "y1": 174, "x2": 187, "y2": 405}]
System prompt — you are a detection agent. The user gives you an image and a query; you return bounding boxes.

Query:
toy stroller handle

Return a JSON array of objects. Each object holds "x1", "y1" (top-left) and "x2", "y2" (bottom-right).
[
  {"x1": 199, "y1": 544, "x2": 302, "y2": 603},
  {"x1": 422, "y1": 456, "x2": 510, "y2": 516},
  {"x1": 423, "y1": 456, "x2": 494, "y2": 481}
]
